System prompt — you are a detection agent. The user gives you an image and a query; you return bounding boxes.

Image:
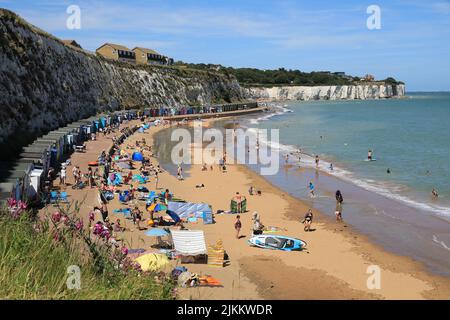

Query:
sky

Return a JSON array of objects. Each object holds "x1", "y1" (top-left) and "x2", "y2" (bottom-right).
[{"x1": 1, "y1": 0, "x2": 449, "y2": 91}]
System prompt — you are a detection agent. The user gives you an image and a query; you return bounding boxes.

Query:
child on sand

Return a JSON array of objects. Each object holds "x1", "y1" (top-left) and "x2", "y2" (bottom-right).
[{"x1": 235, "y1": 215, "x2": 242, "y2": 239}]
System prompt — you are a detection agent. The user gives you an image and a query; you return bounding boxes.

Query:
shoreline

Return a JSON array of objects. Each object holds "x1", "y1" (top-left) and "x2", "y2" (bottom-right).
[{"x1": 42, "y1": 115, "x2": 450, "y2": 300}]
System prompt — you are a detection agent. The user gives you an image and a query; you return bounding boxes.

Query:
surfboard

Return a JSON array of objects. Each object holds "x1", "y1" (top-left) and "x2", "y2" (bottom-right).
[{"x1": 364, "y1": 158, "x2": 377, "y2": 162}]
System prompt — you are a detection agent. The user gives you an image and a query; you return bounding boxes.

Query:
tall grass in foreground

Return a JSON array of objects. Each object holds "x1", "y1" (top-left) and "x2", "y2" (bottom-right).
[{"x1": 0, "y1": 205, "x2": 175, "y2": 299}]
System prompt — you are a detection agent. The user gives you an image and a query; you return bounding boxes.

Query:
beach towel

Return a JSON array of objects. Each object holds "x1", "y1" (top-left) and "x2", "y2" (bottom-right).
[
  {"x1": 167, "y1": 201, "x2": 213, "y2": 224},
  {"x1": 137, "y1": 186, "x2": 149, "y2": 193},
  {"x1": 113, "y1": 208, "x2": 131, "y2": 215},
  {"x1": 134, "y1": 253, "x2": 169, "y2": 272},
  {"x1": 199, "y1": 276, "x2": 222, "y2": 287},
  {"x1": 132, "y1": 174, "x2": 147, "y2": 184}
]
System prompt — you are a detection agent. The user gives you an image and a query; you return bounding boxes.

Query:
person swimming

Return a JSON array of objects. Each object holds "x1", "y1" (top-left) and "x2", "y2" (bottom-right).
[
  {"x1": 432, "y1": 188, "x2": 439, "y2": 198},
  {"x1": 387, "y1": 168, "x2": 391, "y2": 174}
]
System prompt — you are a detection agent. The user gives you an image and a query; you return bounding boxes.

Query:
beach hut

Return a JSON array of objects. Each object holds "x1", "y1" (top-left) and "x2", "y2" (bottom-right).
[
  {"x1": 28, "y1": 168, "x2": 44, "y2": 200},
  {"x1": 0, "y1": 161, "x2": 33, "y2": 202},
  {"x1": 39, "y1": 132, "x2": 67, "y2": 159},
  {"x1": 19, "y1": 151, "x2": 50, "y2": 172},
  {"x1": 21, "y1": 145, "x2": 51, "y2": 173},
  {"x1": 51, "y1": 128, "x2": 77, "y2": 153},
  {"x1": 33, "y1": 139, "x2": 61, "y2": 165},
  {"x1": 26, "y1": 141, "x2": 55, "y2": 168}
]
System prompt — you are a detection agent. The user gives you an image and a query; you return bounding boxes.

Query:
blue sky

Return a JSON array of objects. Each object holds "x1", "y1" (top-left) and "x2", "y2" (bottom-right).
[{"x1": 1, "y1": 0, "x2": 449, "y2": 91}]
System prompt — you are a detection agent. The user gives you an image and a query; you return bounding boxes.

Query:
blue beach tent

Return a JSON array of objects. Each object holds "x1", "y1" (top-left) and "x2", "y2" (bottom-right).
[{"x1": 132, "y1": 152, "x2": 144, "y2": 162}]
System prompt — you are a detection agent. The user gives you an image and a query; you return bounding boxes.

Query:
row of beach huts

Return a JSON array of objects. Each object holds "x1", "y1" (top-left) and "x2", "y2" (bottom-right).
[
  {"x1": 0, "y1": 110, "x2": 141, "y2": 205},
  {"x1": 0, "y1": 101, "x2": 259, "y2": 206}
]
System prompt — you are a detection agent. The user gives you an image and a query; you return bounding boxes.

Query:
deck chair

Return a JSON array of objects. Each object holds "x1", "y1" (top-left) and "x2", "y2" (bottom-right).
[
  {"x1": 59, "y1": 192, "x2": 69, "y2": 203},
  {"x1": 50, "y1": 191, "x2": 58, "y2": 204}
]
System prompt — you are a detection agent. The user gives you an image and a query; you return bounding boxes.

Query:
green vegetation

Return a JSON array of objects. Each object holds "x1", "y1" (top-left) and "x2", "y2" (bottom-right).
[
  {"x1": 0, "y1": 204, "x2": 175, "y2": 299},
  {"x1": 174, "y1": 62, "x2": 404, "y2": 86}
]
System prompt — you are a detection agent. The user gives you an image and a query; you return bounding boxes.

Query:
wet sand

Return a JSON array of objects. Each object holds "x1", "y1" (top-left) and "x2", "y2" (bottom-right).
[{"x1": 41, "y1": 117, "x2": 450, "y2": 300}]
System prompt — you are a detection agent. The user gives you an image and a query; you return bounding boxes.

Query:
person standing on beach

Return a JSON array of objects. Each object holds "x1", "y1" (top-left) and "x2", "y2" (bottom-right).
[
  {"x1": 235, "y1": 215, "x2": 242, "y2": 239},
  {"x1": 60, "y1": 166, "x2": 66, "y2": 186},
  {"x1": 177, "y1": 164, "x2": 184, "y2": 180},
  {"x1": 132, "y1": 206, "x2": 143, "y2": 230},
  {"x1": 87, "y1": 167, "x2": 94, "y2": 188},
  {"x1": 155, "y1": 171, "x2": 159, "y2": 190},
  {"x1": 72, "y1": 166, "x2": 79, "y2": 185},
  {"x1": 335, "y1": 190, "x2": 343, "y2": 221},
  {"x1": 315, "y1": 155, "x2": 320, "y2": 167},
  {"x1": 302, "y1": 209, "x2": 313, "y2": 232}
]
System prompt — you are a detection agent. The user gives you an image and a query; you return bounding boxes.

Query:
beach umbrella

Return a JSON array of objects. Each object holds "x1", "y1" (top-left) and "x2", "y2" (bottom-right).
[
  {"x1": 144, "y1": 228, "x2": 169, "y2": 237},
  {"x1": 147, "y1": 202, "x2": 167, "y2": 212}
]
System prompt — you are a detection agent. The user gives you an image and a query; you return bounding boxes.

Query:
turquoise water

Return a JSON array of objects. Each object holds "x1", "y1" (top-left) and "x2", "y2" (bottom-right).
[{"x1": 251, "y1": 92, "x2": 450, "y2": 219}]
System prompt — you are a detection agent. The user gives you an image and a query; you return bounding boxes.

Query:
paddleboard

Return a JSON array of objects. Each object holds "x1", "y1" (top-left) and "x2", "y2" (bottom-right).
[{"x1": 364, "y1": 158, "x2": 377, "y2": 161}]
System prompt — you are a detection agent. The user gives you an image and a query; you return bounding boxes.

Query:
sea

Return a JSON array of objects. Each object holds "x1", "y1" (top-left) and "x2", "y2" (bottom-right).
[{"x1": 153, "y1": 92, "x2": 450, "y2": 277}]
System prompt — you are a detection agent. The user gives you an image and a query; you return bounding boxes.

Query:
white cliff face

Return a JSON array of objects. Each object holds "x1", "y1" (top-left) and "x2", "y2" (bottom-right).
[
  {"x1": 245, "y1": 84, "x2": 405, "y2": 101},
  {"x1": 0, "y1": 10, "x2": 245, "y2": 144}
]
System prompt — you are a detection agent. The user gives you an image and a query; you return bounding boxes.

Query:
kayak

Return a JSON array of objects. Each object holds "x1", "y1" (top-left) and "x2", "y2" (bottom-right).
[{"x1": 248, "y1": 234, "x2": 307, "y2": 251}]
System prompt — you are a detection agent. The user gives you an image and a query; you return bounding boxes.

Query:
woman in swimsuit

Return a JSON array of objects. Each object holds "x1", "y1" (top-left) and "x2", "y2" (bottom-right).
[
  {"x1": 302, "y1": 209, "x2": 313, "y2": 232},
  {"x1": 234, "y1": 215, "x2": 242, "y2": 239}
]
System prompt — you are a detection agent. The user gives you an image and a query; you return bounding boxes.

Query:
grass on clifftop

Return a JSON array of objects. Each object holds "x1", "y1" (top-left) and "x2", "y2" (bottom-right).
[{"x1": 0, "y1": 205, "x2": 175, "y2": 299}]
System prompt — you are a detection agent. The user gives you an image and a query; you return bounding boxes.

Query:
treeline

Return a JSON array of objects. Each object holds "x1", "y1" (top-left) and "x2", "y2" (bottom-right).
[{"x1": 173, "y1": 62, "x2": 403, "y2": 86}]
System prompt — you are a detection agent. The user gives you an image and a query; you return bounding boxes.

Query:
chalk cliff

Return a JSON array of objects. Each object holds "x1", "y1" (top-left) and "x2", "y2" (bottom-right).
[
  {"x1": 0, "y1": 9, "x2": 245, "y2": 144},
  {"x1": 245, "y1": 84, "x2": 405, "y2": 101}
]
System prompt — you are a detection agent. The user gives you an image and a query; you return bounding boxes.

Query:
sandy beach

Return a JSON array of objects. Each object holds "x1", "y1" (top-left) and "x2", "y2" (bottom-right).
[{"x1": 41, "y1": 116, "x2": 450, "y2": 300}]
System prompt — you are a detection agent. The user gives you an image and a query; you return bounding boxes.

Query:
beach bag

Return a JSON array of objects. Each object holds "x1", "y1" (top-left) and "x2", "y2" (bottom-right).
[
  {"x1": 171, "y1": 266, "x2": 188, "y2": 280},
  {"x1": 103, "y1": 191, "x2": 114, "y2": 201}
]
